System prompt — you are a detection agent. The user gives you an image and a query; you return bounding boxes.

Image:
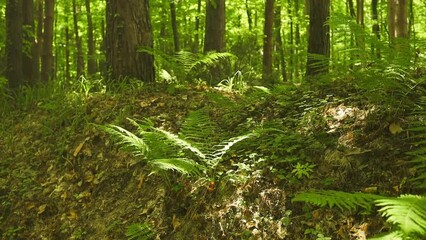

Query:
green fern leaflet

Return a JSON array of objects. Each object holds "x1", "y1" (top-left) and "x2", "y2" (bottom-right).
[{"x1": 292, "y1": 190, "x2": 383, "y2": 212}]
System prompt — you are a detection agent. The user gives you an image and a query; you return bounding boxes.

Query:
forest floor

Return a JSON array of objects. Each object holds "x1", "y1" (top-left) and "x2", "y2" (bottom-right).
[{"x1": 0, "y1": 80, "x2": 420, "y2": 239}]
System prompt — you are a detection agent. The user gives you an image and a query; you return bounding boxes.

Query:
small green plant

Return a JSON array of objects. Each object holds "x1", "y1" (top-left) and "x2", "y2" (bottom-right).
[
  {"x1": 125, "y1": 223, "x2": 156, "y2": 240},
  {"x1": 291, "y1": 162, "x2": 316, "y2": 179},
  {"x1": 101, "y1": 110, "x2": 256, "y2": 179},
  {"x1": 216, "y1": 70, "x2": 248, "y2": 93},
  {"x1": 292, "y1": 191, "x2": 426, "y2": 239}
]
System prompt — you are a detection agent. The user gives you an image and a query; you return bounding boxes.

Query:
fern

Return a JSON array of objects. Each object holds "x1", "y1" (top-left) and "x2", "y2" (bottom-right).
[
  {"x1": 292, "y1": 190, "x2": 383, "y2": 212},
  {"x1": 149, "y1": 158, "x2": 204, "y2": 176},
  {"x1": 408, "y1": 96, "x2": 426, "y2": 189},
  {"x1": 375, "y1": 195, "x2": 426, "y2": 237},
  {"x1": 179, "y1": 109, "x2": 217, "y2": 150},
  {"x1": 101, "y1": 124, "x2": 149, "y2": 157},
  {"x1": 102, "y1": 109, "x2": 255, "y2": 178},
  {"x1": 125, "y1": 223, "x2": 156, "y2": 240}
]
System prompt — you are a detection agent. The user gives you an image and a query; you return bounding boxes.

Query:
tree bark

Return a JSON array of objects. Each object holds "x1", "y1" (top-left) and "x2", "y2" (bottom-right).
[
  {"x1": 245, "y1": 0, "x2": 252, "y2": 30},
  {"x1": 262, "y1": 0, "x2": 275, "y2": 83},
  {"x1": 36, "y1": 0, "x2": 43, "y2": 81},
  {"x1": 193, "y1": 0, "x2": 201, "y2": 52},
  {"x1": 170, "y1": 0, "x2": 180, "y2": 52},
  {"x1": 305, "y1": 0, "x2": 330, "y2": 77},
  {"x1": 372, "y1": 0, "x2": 380, "y2": 58},
  {"x1": 274, "y1": 0, "x2": 286, "y2": 82},
  {"x1": 73, "y1": 0, "x2": 84, "y2": 77},
  {"x1": 41, "y1": 0, "x2": 54, "y2": 82},
  {"x1": 85, "y1": 0, "x2": 97, "y2": 75},
  {"x1": 6, "y1": 0, "x2": 23, "y2": 88},
  {"x1": 204, "y1": 0, "x2": 225, "y2": 53},
  {"x1": 65, "y1": 27, "x2": 71, "y2": 81},
  {"x1": 106, "y1": 0, "x2": 155, "y2": 82},
  {"x1": 22, "y1": 0, "x2": 37, "y2": 84}
]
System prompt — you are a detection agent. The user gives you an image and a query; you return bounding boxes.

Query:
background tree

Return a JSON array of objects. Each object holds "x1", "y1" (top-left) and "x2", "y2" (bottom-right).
[
  {"x1": 262, "y1": 0, "x2": 275, "y2": 83},
  {"x1": 85, "y1": 0, "x2": 97, "y2": 75},
  {"x1": 22, "y1": 0, "x2": 37, "y2": 84},
  {"x1": 72, "y1": 0, "x2": 84, "y2": 77},
  {"x1": 305, "y1": 0, "x2": 330, "y2": 77},
  {"x1": 106, "y1": 0, "x2": 155, "y2": 82},
  {"x1": 40, "y1": 0, "x2": 55, "y2": 82},
  {"x1": 170, "y1": 0, "x2": 180, "y2": 52},
  {"x1": 204, "y1": 0, "x2": 225, "y2": 53},
  {"x1": 5, "y1": 0, "x2": 23, "y2": 88}
]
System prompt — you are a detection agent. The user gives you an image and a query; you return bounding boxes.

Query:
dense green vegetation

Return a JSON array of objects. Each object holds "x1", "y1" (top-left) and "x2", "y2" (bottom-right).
[{"x1": 1, "y1": 0, "x2": 426, "y2": 239}]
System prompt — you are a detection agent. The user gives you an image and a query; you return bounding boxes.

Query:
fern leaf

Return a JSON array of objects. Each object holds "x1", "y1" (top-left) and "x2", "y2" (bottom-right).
[
  {"x1": 207, "y1": 133, "x2": 255, "y2": 167},
  {"x1": 126, "y1": 223, "x2": 156, "y2": 240},
  {"x1": 375, "y1": 194, "x2": 426, "y2": 236},
  {"x1": 180, "y1": 110, "x2": 218, "y2": 150},
  {"x1": 149, "y1": 158, "x2": 204, "y2": 176},
  {"x1": 369, "y1": 231, "x2": 405, "y2": 240},
  {"x1": 101, "y1": 124, "x2": 148, "y2": 157},
  {"x1": 153, "y1": 128, "x2": 206, "y2": 159},
  {"x1": 292, "y1": 190, "x2": 383, "y2": 212}
]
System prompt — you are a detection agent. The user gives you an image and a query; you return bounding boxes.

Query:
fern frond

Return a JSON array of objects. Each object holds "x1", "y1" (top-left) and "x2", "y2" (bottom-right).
[
  {"x1": 176, "y1": 51, "x2": 235, "y2": 75},
  {"x1": 292, "y1": 190, "x2": 383, "y2": 212},
  {"x1": 126, "y1": 223, "x2": 156, "y2": 240},
  {"x1": 101, "y1": 124, "x2": 149, "y2": 157},
  {"x1": 149, "y1": 158, "x2": 204, "y2": 176},
  {"x1": 153, "y1": 128, "x2": 206, "y2": 159},
  {"x1": 369, "y1": 231, "x2": 405, "y2": 240},
  {"x1": 375, "y1": 194, "x2": 426, "y2": 236},
  {"x1": 180, "y1": 109, "x2": 218, "y2": 150},
  {"x1": 207, "y1": 133, "x2": 255, "y2": 167}
]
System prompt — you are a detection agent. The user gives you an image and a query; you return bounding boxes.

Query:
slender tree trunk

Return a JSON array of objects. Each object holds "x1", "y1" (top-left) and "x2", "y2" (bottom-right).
[
  {"x1": 106, "y1": 0, "x2": 155, "y2": 82},
  {"x1": 204, "y1": 0, "x2": 225, "y2": 53},
  {"x1": 85, "y1": 0, "x2": 97, "y2": 75},
  {"x1": 194, "y1": 0, "x2": 201, "y2": 52},
  {"x1": 356, "y1": 0, "x2": 365, "y2": 50},
  {"x1": 170, "y1": 0, "x2": 180, "y2": 52},
  {"x1": 41, "y1": 0, "x2": 54, "y2": 82},
  {"x1": 274, "y1": 0, "x2": 286, "y2": 82},
  {"x1": 263, "y1": 0, "x2": 275, "y2": 83},
  {"x1": 6, "y1": 0, "x2": 23, "y2": 88},
  {"x1": 305, "y1": 0, "x2": 330, "y2": 77},
  {"x1": 22, "y1": 0, "x2": 37, "y2": 84},
  {"x1": 36, "y1": 0, "x2": 43, "y2": 81},
  {"x1": 288, "y1": 0, "x2": 294, "y2": 80},
  {"x1": 295, "y1": 0, "x2": 301, "y2": 78},
  {"x1": 73, "y1": 0, "x2": 84, "y2": 77},
  {"x1": 245, "y1": 0, "x2": 252, "y2": 30},
  {"x1": 372, "y1": 0, "x2": 381, "y2": 58},
  {"x1": 65, "y1": 27, "x2": 71, "y2": 80}
]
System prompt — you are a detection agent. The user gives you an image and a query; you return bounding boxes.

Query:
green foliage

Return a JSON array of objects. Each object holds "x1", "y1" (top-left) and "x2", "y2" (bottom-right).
[
  {"x1": 375, "y1": 195, "x2": 426, "y2": 237},
  {"x1": 292, "y1": 190, "x2": 383, "y2": 212},
  {"x1": 291, "y1": 162, "x2": 315, "y2": 179},
  {"x1": 125, "y1": 223, "x2": 156, "y2": 240},
  {"x1": 408, "y1": 96, "x2": 426, "y2": 189},
  {"x1": 102, "y1": 109, "x2": 255, "y2": 177}
]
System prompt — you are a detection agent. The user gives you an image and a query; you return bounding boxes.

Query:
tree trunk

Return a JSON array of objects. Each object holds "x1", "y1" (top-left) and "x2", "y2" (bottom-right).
[
  {"x1": 65, "y1": 27, "x2": 71, "y2": 80},
  {"x1": 73, "y1": 0, "x2": 84, "y2": 77},
  {"x1": 106, "y1": 0, "x2": 155, "y2": 82},
  {"x1": 305, "y1": 0, "x2": 330, "y2": 77},
  {"x1": 193, "y1": 0, "x2": 201, "y2": 52},
  {"x1": 356, "y1": 0, "x2": 365, "y2": 50},
  {"x1": 262, "y1": 0, "x2": 275, "y2": 83},
  {"x1": 245, "y1": 0, "x2": 252, "y2": 30},
  {"x1": 6, "y1": 0, "x2": 23, "y2": 88},
  {"x1": 274, "y1": 0, "x2": 286, "y2": 82},
  {"x1": 22, "y1": 0, "x2": 37, "y2": 84},
  {"x1": 288, "y1": 0, "x2": 294, "y2": 80},
  {"x1": 204, "y1": 0, "x2": 225, "y2": 53},
  {"x1": 35, "y1": 0, "x2": 43, "y2": 81},
  {"x1": 388, "y1": 0, "x2": 408, "y2": 41},
  {"x1": 170, "y1": 0, "x2": 180, "y2": 52},
  {"x1": 372, "y1": 0, "x2": 380, "y2": 58},
  {"x1": 41, "y1": 0, "x2": 54, "y2": 82},
  {"x1": 85, "y1": 0, "x2": 97, "y2": 75}
]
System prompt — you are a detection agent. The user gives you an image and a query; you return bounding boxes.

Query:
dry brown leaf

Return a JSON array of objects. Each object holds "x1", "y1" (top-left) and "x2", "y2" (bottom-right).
[{"x1": 73, "y1": 137, "x2": 90, "y2": 157}]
